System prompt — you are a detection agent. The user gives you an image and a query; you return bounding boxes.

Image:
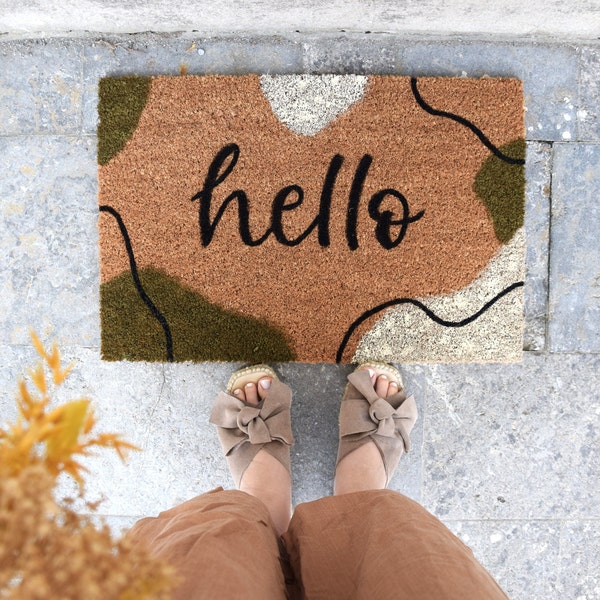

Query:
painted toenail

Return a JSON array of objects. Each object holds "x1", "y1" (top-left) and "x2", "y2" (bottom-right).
[
  {"x1": 368, "y1": 369, "x2": 375, "y2": 377},
  {"x1": 259, "y1": 379, "x2": 271, "y2": 389},
  {"x1": 380, "y1": 375, "x2": 387, "y2": 380},
  {"x1": 233, "y1": 389, "x2": 242, "y2": 396}
]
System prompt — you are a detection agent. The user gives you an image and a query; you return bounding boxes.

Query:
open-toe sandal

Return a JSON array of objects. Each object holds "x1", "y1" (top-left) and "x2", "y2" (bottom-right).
[
  {"x1": 336, "y1": 362, "x2": 418, "y2": 487},
  {"x1": 209, "y1": 365, "x2": 295, "y2": 488}
]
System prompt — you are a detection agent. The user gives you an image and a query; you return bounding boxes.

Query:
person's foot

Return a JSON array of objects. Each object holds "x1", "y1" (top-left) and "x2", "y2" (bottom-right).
[
  {"x1": 333, "y1": 367, "x2": 400, "y2": 495},
  {"x1": 231, "y1": 375, "x2": 292, "y2": 536}
]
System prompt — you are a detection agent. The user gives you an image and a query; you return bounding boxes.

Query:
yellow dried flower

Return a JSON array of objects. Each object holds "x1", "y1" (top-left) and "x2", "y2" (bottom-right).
[
  {"x1": 0, "y1": 332, "x2": 139, "y2": 487},
  {"x1": 0, "y1": 333, "x2": 179, "y2": 598}
]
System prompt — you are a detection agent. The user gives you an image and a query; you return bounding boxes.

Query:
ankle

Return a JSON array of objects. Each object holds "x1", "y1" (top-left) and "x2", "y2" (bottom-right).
[
  {"x1": 333, "y1": 441, "x2": 387, "y2": 495},
  {"x1": 239, "y1": 450, "x2": 292, "y2": 535}
]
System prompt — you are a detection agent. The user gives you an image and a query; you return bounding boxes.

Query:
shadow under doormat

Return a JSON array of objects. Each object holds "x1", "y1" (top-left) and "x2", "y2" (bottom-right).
[{"x1": 97, "y1": 74, "x2": 526, "y2": 364}]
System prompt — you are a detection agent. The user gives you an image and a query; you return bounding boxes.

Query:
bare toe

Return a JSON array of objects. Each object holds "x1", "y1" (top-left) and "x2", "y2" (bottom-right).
[
  {"x1": 257, "y1": 377, "x2": 272, "y2": 401},
  {"x1": 375, "y1": 375, "x2": 390, "y2": 397},
  {"x1": 233, "y1": 388, "x2": 246, "y2": 402},
  {"x1": 387, "y1": 380, "x2": 399, "y2": 397},
  {"x1": 244, "y1": 382, "x2": 260, "y2": 405}
]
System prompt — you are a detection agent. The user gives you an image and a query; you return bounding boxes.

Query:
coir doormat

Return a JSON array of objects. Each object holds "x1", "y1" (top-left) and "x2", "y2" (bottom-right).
[{"x1": 97, "y1": 74, "x2": 525, "y2": 364}]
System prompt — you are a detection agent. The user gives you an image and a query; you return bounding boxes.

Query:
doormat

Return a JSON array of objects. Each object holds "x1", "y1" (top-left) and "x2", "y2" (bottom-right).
[{"x1": 97, "y1": 74, "x2": 525, "y2": 364}]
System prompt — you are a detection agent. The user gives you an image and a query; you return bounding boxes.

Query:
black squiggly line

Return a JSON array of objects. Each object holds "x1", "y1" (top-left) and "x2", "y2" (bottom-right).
[
  {"x1": 410, "y1": 77, "x2": 525, "y2": 166},
  {"x1": 99, "y1": 205, "x2": 174, "y2": 362},
  {"x1": 336, "y1": 281, "x2": 524, "y2": 363}
]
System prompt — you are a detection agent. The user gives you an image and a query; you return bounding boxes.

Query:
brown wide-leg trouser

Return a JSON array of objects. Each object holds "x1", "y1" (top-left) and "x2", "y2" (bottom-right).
[{"x1": 127, "y1": 488, "x2": 508, "y2": 600}]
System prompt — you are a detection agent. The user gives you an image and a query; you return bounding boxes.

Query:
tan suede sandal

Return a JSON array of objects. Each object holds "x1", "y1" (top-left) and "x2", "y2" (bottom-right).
[
  {"x1": 336, "y1": 362, "x2": 418, "y2": 487},
  {"x1": 209, "y1": 365, "x2": 295, "y2": 488}
]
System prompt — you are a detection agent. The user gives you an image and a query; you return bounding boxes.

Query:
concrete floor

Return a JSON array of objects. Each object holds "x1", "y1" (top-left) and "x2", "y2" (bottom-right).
[{"x1": 0, "y1": 33, "x2": 598, "y2": 599}]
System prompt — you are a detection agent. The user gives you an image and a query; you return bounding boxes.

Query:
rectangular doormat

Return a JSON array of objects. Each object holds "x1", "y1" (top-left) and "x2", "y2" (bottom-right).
[{"x1": 97, "y1": 74, "x2": 525, "y2": 364}]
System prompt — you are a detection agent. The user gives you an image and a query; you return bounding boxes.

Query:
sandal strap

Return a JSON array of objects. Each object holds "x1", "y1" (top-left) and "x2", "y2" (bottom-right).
[
  {"x1": 210, "y1": 379, "x2": 294, "y2": 487},
  {"x1": 337, "y1": 369, "x2": 418, "y2": 485}
]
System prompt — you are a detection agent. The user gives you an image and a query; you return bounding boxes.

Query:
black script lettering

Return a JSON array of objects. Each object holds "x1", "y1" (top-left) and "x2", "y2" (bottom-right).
[
  {"x1": 191, "y1": 143, "x2": 269, "y2": 247},
  {"x1": 271, "y1": 185, "x2": 305, "y2": 245},
  {"x1": 191, "y1": 144, "x2": 425, "y2": 251},
  {"x1": 288, "y1": 154, "x2": 342, "y2": 248},
  {"x1": 269, "y1": 154, "x2": 342, "y2": 247},
  {"x1": 346, "y1": 154, "x2": 373, "y2": 250},
  {"x1": 368, "y1": 189, "x2": 425, "y2": 249}
]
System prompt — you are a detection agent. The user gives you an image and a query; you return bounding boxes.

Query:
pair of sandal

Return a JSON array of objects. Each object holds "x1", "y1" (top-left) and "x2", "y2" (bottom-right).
[{"x1": 209, "y1": 363, "x2": 418, "y2": 489}]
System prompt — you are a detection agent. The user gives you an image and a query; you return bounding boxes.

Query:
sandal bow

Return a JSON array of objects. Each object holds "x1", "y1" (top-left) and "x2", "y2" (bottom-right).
[
  {"x1": 344, "y1": 370, "x2": 416, "y2": 452},
  {"x1": 369, "y1": 397, "x2": 400, "y2": 438},
  {"x1": 211, "y1": 387, "x2": 294, "y2": 455}
]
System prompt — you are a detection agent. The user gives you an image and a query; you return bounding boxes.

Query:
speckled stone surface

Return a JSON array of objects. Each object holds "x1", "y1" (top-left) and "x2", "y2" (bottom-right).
[
  {"x1": 559, "y1": 521, "x2": 600, "y2": 599},
  {"x1": 579, "y1": 45, "x2": 600, "y2": 142},
  {"x1": 523, "y1": 142, "x2": 552, "y2": 351},
  {"x1": 549, "y1": 144, "x2": 600, "y2": 352},
  {"x1": 0, "y1": 135, "x2": 99, "y2": 346},
  {"x1": 420, "y1": 353, "x2": 599, "y2": 520},
  {"x1": 0, "y1": 38, "x2": 83, "y2": 135},
  {"x1": 446, "y1": 520, "x2": 560, "y2": 599},
  {"x1": 302, "y1": 35, "x2": 401, "y2": 74},
  {"x1": 0, "y1": 34, "x2": 599, "y2": 600}
]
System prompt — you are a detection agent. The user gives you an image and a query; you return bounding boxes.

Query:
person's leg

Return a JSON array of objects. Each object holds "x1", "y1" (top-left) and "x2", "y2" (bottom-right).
[
  {"x1": 284, "y1": 365, "x2": 508, "y2": 600},
  {"x1": 126, "y1": 488, "x2": 287, "y2": 600},
  {"x1": 126, "y1": 366, "x2": 296, "y2": 600},
  {"x1": 284, "y1": 490, "x2": 508, "y2": 600},
  {"x1": 227, "y1": 373, "x2": 292, "y2": 536},
  {"x1": 333, "y1": 367, "x2": 398, "y2": 494}
]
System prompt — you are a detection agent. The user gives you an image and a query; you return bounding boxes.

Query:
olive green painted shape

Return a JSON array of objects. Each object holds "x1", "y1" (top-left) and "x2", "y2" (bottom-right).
[
  {"x1": 100, "y1": 267, "x2": 295, "y2": 362},
  {"x1": 474, "y1": 138, "x2": 526, "y2": 244},
  {"x1": 97, "y1": 76, "x2": 151, "y2": 165}
]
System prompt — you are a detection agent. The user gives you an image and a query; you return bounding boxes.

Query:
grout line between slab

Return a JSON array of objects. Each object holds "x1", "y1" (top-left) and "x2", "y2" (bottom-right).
[{"x1": 544, "y1": 141, "x2": 555, "y2": 354}]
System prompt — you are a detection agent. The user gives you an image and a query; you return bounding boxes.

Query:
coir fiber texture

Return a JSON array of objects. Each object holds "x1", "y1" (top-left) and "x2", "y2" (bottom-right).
[{"x1": 97, "y1": 74, "x2": 525, "y2": 364}]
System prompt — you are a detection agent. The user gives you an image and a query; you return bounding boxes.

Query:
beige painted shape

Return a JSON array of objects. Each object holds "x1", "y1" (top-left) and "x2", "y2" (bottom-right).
[
  {"x1": 259, "y1": 74, "x2": 368, "y2": 136},
  {"x1": 353, "y1": 228, "x2": 526, "y2": 363}
]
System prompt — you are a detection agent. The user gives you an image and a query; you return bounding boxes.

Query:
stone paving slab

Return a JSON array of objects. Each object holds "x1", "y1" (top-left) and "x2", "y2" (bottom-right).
[
  {"x1": 1, "y1": 35, "x2": 589, "y2": 144},
  {"x1": 302, "y1": 35, "x2": 402, "y2": 74},
  {"x1": 0, "y1": 135, "x2": 100, "y2": 346},
  {"x1": 559, "y1": 520, "x2": 600, "y2": 599},
  {"x1": 523, "y1": 141, "x2": 552, "y2": 351},
  {"x1": 446, "y1": 519, "x2": 560, "y2": 599},
  {"x1": 549, "y1": 143, "x2": 600, "y2": 352},
  {"x1": 0, "y1": 38, "x2": 83, "y2": 135},
  {"x1": 419, "y1": 353, "x2": 599, "y2": 520},
  {"x1": 579, "y1": 45, "x2": 600, "y2": 142}
]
